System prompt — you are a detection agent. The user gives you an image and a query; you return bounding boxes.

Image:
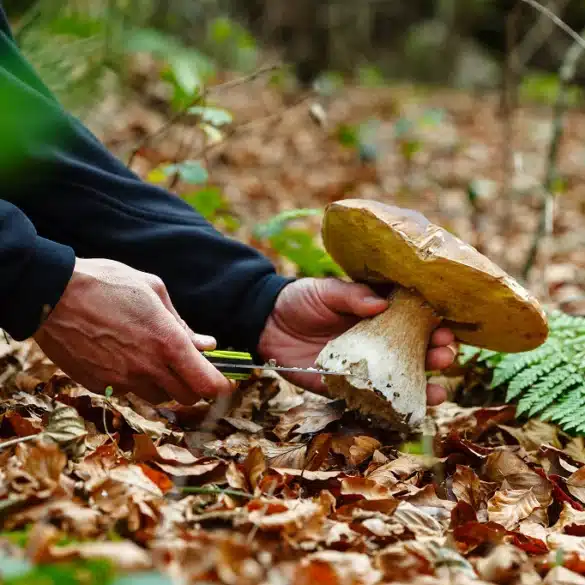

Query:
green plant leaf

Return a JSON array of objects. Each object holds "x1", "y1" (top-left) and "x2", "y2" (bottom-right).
[
  {"x1": 189, "y1": 106, "x2": 233, "y2": 126},
  {"x1": 184, "y1": 187, "x2": 225, "y2": 219},
  {"x1": 167, "y1": 53, "x2": 201, "y2": 97},
  {"x1": 253, "y1": 209, "x2": 322, "y2": 239},
  {"x1": 163, "y1": 161, "x2": 208, "y2": 185},
  {"x1": 269, "y1": 228, "x2": 344, "y2": 278}
]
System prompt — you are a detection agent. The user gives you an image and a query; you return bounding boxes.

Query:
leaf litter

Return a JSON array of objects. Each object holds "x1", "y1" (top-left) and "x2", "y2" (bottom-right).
[
  {"x1": 0, "y1": 340, "x2": 585, "y2": 584},
  {"x1": 1, "y1": 56, "x2": 585, "y2": 583}
]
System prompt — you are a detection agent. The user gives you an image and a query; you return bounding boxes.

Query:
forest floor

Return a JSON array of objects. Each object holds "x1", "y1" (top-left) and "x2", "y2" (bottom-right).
[{"x1": 0, "y1": 60, "x2": 584, "y2": 584}]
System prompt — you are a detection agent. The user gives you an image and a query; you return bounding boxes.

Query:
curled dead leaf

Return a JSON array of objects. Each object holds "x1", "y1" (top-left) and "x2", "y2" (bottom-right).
[{"x1": 487, "y1": 489, "x2": 542, "y2": 530}]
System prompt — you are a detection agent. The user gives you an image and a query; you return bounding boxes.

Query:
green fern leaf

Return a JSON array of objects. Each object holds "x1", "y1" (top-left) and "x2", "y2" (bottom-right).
[{"x1": 460, "y1": 310, "x2": 585, "y2": 435}]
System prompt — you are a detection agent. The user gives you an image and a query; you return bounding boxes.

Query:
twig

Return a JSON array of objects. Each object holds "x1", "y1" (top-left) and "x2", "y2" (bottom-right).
[
  {"x1": 499, "y1": 0, "x2": 522, "y2": 269},
  {"x1": 126, "y1": 63, "x2": 281, "y2": 168},
  {"x1": 0, "y1": 434, "x2": 38, "y2": 451},
  {"x1": 514, "y1": 0, "x2": 571, "y2": 71},
  {"x1": 179, "y1": 486, "x2": 253, "y2": 498},
  {"x1": 521, "y1": 27, "x2": 585, "y2": 280},
  {"x1": 519, "y1": 0, "x2": 585, "y2": 52}
]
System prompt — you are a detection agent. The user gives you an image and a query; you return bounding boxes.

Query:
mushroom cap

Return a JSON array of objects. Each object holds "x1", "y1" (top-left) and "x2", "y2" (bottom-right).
[{"x1": 322, "y1": 199, "x2": 548, "y2": 353}]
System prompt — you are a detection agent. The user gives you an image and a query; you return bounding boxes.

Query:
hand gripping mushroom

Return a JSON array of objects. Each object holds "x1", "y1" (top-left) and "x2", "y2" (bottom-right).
[{"x1": 315, "y1": 200, "x2": 549, "y2": 430}]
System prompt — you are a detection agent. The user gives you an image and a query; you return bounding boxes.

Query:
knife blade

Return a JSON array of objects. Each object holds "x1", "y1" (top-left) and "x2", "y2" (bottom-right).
[{"x1": 202, "y1": 349, "x2": 353, "y2": 380}]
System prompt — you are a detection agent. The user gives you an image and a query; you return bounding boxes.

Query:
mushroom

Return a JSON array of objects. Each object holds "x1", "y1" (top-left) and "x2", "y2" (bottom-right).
[{"x1": 315, "y1": 200, "x2": 549, "y2": 430}]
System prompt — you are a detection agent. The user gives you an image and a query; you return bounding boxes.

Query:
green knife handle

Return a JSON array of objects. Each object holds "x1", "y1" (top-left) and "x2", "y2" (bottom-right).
[{"x1": 202, "y1": 349, "x2": 254, "y2": 381}]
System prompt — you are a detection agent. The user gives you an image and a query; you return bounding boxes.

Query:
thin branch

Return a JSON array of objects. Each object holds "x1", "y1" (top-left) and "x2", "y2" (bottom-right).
[
  {"x1": 521, "y1": 27, "x2": 585, "y2": 280},
  {"x1": 126, "y1": 63, "x2": 281, "y2": 168},
  {"x1": 179, "y1": 486, "x2": 253, "y2": 498},
  {"x1": 519, "y1": 0, "x2": 585, "y2": 52}
]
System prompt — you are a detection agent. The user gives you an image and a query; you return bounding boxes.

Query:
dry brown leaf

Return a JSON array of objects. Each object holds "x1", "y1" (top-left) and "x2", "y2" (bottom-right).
[
  {"x1": 4, "y1": 498, "x2": 102, "y2": 537},
  {"x1": 7, "y1": 440, "x2": 68, "y2": 499},
  {"x1": 341, "y1": 477, "x2": 392, "y2": 500},
  {"x1": 305, "y1": 433, "x2": 333, "y2": 471},
  {"x1": 273, "y1": 400, "x2": 344, "y2": 440},
  {"x1": 243, "y1": 498, "x2": 321, "y2": 532},
  {"x1": 331, "y1": 435, "x2": 381, "y2": 467},
  {"x1": 484, "y1": 451, "x2": 552, "y2": 507},
  {"x1": 473, "y1": 544, "x2": 538, "y2": 585},
  {"x1": 452, "y1": 465, "x2": 496, "y2": 508},
  {"x1": 567, "y1": 467, "x2": 585, "y2": 504},
  {"x1": 565, "y1": 438, "x2": 585, "y2": 465},
  {"x1": 48, "y1": 540, "x2": 153, "y2": 571},
  {"x1": 221, "y1": 416, "x2": 263, "y2": 434},
  {"x1": 244, "y1": 445, "x2": 266, "y2": 490},
  {"x1": 544, "y1": 566, "x2": 585, "y2": 585},
  {"x1": 255, "y1": 439, "x2": 307, "y2": 469},
  {"x1": 499, "y1": 419, "x2": 562, "y2": 452},
  {"x1": 487, "y1": 489, "x2": 542, "y2": 530},
  {"x1": 271, "y1": 467, "x2": 342, "y2": 481},
  {"x1": 552, "y1": 502, "x2": 585, "y2": 535},
  {"x1": 293, "y1": 550, "x2": 382, "y2": 585}
]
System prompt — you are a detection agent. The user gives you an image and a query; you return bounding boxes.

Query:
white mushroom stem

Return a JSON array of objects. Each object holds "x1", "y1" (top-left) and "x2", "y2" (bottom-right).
[{"x1": 315, "y1": 286, "x2": 441, "y2": 428}]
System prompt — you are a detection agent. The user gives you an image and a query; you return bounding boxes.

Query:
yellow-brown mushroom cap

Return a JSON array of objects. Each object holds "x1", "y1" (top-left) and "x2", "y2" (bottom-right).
[{"x1": 322, "y1": 199, "x2": 549, "y2": 353}]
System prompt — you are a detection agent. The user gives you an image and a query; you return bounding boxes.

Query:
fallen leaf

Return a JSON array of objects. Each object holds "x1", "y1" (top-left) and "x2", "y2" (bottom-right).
[
  {"x1": 565, "y1": 438, "x2": 585, "y2": 465},
  {"x1": 331, "y1": 435, "x2": 381, "y2": 467},
  {"x1": 487, "y1": 489, "x2": 542, "y2": 530},
  {"x1": 544, "y1": 566, "x2": 585, "y2": 584},
  {"x1": 567, "y1": 467, "x2": 585, "y2": 504},
  {"x1": 452, "y1": 465, "x2": 496, "y2": 508},
  {"x1": 48, "y1": 540, "x2": 153, "y2": 572},
  {"x1": 499, "y1": 419, "x2": 562, "y2": 452},
  {"x1": 221, "y1": 417, "x2": 263, "y2": 434},
  {"x1": 484, "y1": 451, "x2": 552, "y2": 506},
  {"x1": 305, "y1": 433, "x2": 333, "y2": 471},
  {"x1": 244, "y1": 445, "x2": 266, "y2": 490},
  {"x1": 341, "y1": 477, "x2": 392, "y2": 500},
  {"x1": 293, "y1": 551, "x2": 382, "y2": 585},
  {"x1": 552, "y1": 502, "x2": 585, "y2": 536},
  {"x1": 273, "y1": 401, "x2": 345, "y2": 440},
  {"x1": 473, "y1": 544, "x2": 538, "y2": 584},
  {"x1": 255, "y1": 439, "x2": 307, "y2": 469},
  {"x1": 243, "y1": 498, "x2": 322, "y2": 532}
]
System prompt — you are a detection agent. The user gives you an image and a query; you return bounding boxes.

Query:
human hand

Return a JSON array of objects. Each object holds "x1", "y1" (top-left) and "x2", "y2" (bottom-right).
[
  {"x1": 34, "y1": 258, "x2": 233, "y2": 404},
  {"x1": 257, "y1": 278, "x2": 457, "y2": 403}
]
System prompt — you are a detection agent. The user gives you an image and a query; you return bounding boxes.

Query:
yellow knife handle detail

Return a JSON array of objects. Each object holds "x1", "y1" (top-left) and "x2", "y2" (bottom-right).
[{"x1": 202, "y1": 350, "x2": 254, "y2": 381}]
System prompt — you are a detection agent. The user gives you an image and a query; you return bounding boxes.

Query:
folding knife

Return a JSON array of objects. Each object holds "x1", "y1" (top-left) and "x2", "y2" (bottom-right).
[{"x1": 202, "y1": 350, "x2": 351, "y2": 381}]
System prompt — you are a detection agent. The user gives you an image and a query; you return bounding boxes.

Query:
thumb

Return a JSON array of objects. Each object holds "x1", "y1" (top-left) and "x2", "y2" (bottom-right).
[{"x1": 314, "y1": 278, "x2": 389, "y2": 319}]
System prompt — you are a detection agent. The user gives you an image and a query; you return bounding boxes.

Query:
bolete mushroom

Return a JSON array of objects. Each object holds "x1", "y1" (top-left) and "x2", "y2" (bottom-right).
[{"x1": 315, "y1": 199, "x2": 549, "y2": 430}]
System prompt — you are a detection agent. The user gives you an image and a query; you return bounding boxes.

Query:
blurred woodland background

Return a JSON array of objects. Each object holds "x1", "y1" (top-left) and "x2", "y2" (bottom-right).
[{"x1": 3, "y1": 0, "x2": 585, "y2": 309}]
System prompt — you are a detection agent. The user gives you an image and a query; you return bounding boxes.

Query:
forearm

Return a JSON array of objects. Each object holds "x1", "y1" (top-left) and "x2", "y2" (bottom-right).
[{"x1": 0, "y1": 7, "x2": 291, "y2": 352}]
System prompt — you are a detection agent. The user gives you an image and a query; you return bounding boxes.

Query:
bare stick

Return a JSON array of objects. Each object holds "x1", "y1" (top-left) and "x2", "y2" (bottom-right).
[
  {"x1": 519, "y1": 0, "x2": 585, "y2": 51},
  {"x1": 499, "y1": 0, "x2": 521, "y2": 269},
  {"x1": 521, "y1": 27, "x2": 585, "y2": 280}
]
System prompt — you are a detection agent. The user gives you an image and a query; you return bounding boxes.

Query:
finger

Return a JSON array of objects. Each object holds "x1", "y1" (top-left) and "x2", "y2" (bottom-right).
[
  {"x1": 426, "y1": 346, "x2": 457, "y2": 371},
  {"x1": 315, "y1": 278, "x2": 389, "y2": 319},
  {"x1": 426, "y1": 382, "x2": 447, "y2": 405},
  {"x1": 430, "y1": 327, "x2": 455, "y2": 347},
  {"x1": 156, "y1": 283, "x2": 217, "y2": 350},
  {"x1": 164, "y1": 329, "x2": 234, "y2": 400}
]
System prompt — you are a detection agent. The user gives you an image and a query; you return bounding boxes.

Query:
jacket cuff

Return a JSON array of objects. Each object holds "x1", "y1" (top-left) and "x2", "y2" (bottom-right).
[
  {"x1": 235, "y1": 272, "x2": 295, "y2": 358},
  {"x1": 3, "y1": 236, "x2": 75, "y2": 340}
]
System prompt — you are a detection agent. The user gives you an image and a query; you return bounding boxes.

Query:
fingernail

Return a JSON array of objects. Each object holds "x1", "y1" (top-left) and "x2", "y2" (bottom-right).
[
  {"x1": 195, "y1": 334, "x2": 216, "y2": 347},
  {"x1": 364, "y1": 296, "x2": 385, "y2": 305}
]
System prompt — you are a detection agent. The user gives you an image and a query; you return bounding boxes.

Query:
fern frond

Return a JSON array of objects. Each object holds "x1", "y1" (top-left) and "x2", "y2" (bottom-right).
[{"x1": 460, "y1": 310, "x2": 585, "y2": 435}]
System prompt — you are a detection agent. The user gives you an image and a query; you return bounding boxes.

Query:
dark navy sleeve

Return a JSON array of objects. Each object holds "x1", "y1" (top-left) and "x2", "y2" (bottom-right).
[{"x1": 0, "y1": 4, "x2": 292, "y2": 351}]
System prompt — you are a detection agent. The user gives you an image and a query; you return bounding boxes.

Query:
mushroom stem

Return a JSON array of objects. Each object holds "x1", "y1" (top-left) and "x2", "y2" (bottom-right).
[{"x1": 315, "y1": 286, "x2": 441, "y2": 429}]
